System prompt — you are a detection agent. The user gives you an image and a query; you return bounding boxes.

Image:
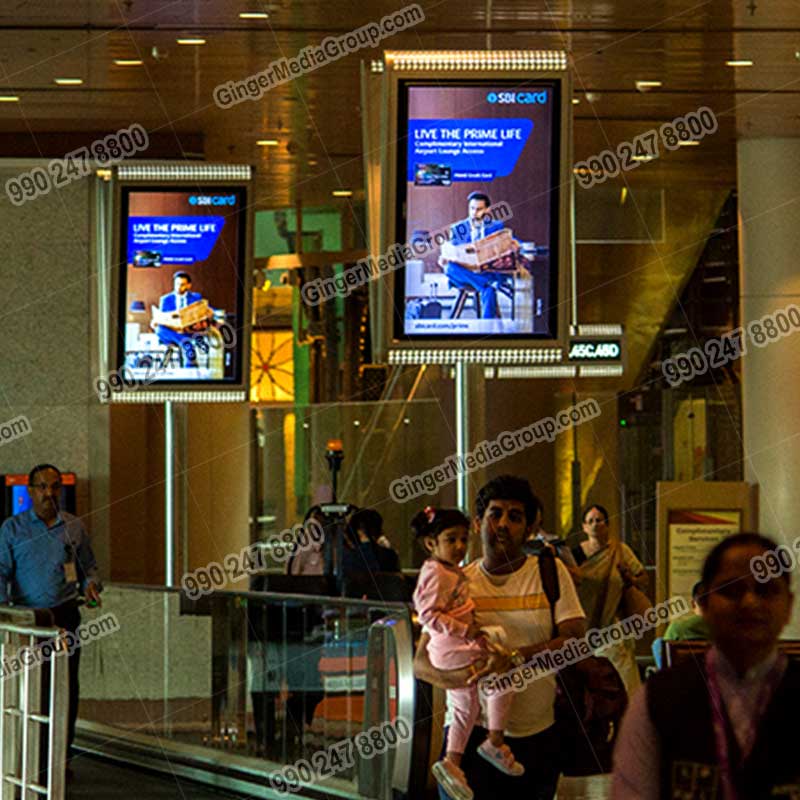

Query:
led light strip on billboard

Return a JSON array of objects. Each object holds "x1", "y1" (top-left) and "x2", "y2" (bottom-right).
[
  {"x1": 570, "y1": 323, "x2": 623, "y2": 337},
  {"x1": 578, "y1": 364, "x2": 624, "y2": 377},
  {"x1": 110, "y1": 390, "x2": 247, "y2": 403},
  {"x1": 388, "y1": 347, "x2": 562, "y2": 365},
  {"x1": 386, "y1": 50, "x2": 568, "y2": 72},
  {"x1": 492, "y1": 365, "x2": 577, "y2": 379},
  {"x1": 117, "y1": 164, "x2": 252, "y2": 182}
]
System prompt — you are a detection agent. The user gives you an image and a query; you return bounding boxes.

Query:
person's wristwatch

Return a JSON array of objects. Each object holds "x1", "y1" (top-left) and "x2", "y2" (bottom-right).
[{"x1": 509, "y1": 649, "x2": 525, "y2": 668}]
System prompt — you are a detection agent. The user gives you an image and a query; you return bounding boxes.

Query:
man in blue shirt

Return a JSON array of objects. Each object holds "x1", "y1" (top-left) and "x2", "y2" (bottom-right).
[
  {"x1": 438, "y1": 192, "x2": 532, "y2": 319},
  {"x1": 0, "y1": 463, "x2": 102, "y2": 759},
  {"x1": 153, "y1": 271, "x2": 213, "y2": 367}
]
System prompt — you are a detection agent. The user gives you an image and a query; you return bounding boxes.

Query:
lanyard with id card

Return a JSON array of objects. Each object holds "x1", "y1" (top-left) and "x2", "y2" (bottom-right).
[{"x1": 64, "y1": 543, "x2": 78, "y2": 584}]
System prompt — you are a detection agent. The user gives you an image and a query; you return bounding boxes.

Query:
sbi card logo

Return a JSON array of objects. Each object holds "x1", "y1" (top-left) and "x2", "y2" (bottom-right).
[
  {"x1": 486, "y1": 91, "x2": 548, "y2": 104},
  {"x1": 189, "y1": 195, "x2": 237, "y2": 206}
]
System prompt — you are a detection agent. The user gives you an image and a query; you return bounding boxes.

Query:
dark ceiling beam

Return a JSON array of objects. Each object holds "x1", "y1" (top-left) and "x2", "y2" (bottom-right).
[{"x1": 0, "y1": 24, "x2": 798, "y2": 34}]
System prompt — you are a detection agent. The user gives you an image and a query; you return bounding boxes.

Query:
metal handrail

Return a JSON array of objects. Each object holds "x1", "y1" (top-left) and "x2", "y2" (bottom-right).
[
  {"x1": 0, "y1": 606, "x2": 69, "y2": 800},
  {"x1": 361, "y1": 615, "x2": 416, "y2": 800},
  {"x1": 123, "y1": 580, "x2": 411, "y2": 611}
]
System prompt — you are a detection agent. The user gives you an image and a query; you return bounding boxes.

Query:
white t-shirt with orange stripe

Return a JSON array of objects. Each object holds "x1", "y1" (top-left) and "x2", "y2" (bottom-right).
[{"x1": 445, "y1": 555, "x2": 585, "y2": 738}]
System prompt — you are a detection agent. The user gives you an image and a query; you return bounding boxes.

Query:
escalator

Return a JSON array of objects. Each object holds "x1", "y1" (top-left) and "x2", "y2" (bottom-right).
[{"x1": 74, "y1": 583, "x2": 430, "y2": 800}]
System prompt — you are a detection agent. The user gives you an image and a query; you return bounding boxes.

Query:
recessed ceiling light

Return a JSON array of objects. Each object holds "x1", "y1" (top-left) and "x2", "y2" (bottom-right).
[
  {"x1": 0, "y1": 95, "x2": 19, "y2": 102},
  {"x1": 308, "y1": 159, "x2": 319, "y2": 166},
  {"x1": 239, "y1": 11, "x2": 269, "y2": 19},
  {"x1": 332, "y1": 190, "x2": 352, "y2": 197},
  {"x1": 726, "y1": 59, "x2": 753, "y2": 67},
  {"x1": 677, "y1": 140, "x2": 700, "y2": 146},
  {"x1": 257, "y1": 139, "x2": 279, "y2": 146},
  {"x1": 635, "y1": 80, "x2": 662, "y2": 92},
  {"x1": 176, "y1": 38, "x2": 206, "y2": 45},
  {"x1": 631, "y1": 154, "x2": 655, "y2": 162},
  {"x1": 54, "y1": 78, "x2": 83, "y2": 86},
  {"x1": 114, "y1": 59, "x2": 143, "y2": 66},
  {"x1": 572, "y1": 98, "x2": 580, "y2": 105}
]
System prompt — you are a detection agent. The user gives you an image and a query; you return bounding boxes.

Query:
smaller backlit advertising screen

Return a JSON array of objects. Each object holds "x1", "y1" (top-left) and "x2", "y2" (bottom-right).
[
  {"x1": 395, "y1": 80, "x2": 561, "y2": 340},
  {"x1": 117, "y1": 187, "x2": 247, "y2": 385}
]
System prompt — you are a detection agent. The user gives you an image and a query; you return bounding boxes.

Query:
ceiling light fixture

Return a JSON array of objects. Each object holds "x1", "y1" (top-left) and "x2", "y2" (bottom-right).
[
  {"x1": 257, "y1": 139, "x2": 279, "y2": 146},
  {"x1": 677, "y1": 139, "x2": 700, "y2": 146},
  {"x1": 635, "y1": 80, "x2": 662, "y2": 92},
  {"x1": 572, "y1": 98, "x2": 580, "y2": 105},
  {"x1": 726, "y1": 59, "x2": 753, "y2": 67},
  {"x1": 631, "y1": 154, "x2": 655, "y2": 162},
  {"x1": 0, "y1": 95, "x2": 19, "y2": 102},
  {"x1": 332, "y1": 190, "x2": 352, "y2": 197},
  {"x1": 240, "y1": 11, "x2": 269, "y2": 19},
  {"x1": 176, "y1": 38, "x2": 206, "y2": 45},
  {"x1": 114, "y1": 59, "x2": 143, "y2": 66},
  {"x1": 54, "y1": 78, "x2": 83, "y2": 86}
]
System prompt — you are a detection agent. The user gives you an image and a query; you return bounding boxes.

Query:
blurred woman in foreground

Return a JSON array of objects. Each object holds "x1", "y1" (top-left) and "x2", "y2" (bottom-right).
[{"x1": 612, "y1": 532, "x2": 798, "y2": 799}]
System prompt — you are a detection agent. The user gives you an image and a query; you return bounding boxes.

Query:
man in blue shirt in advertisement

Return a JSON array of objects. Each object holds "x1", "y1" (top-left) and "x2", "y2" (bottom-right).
[
  {"x1": 153, "y1": 271, "x2": 213, "y2": 367},
  {"x1": 0, "y1": 464, "x2": 102, "y2": 767},
  {"x1": 438, "y1": 192, "x2": 531, "y2": 319}
]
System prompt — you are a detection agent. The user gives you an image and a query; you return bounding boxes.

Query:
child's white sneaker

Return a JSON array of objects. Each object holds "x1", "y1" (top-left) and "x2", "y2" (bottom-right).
[
  {"x1": 477, "y1": 739, "x2": 525, "y2": 776},
  {"x1": 432, "y1": 759, "x2": 474, "y2": 800}
]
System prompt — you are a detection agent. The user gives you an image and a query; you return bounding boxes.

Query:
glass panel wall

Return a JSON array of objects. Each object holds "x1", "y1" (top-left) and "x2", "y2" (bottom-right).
[
  {"x1": 254, "y1": 398, "x2": 459, "y2": 569},
  {"x1": 78, "y1": 585, "x2": 413, "y2": 798}
]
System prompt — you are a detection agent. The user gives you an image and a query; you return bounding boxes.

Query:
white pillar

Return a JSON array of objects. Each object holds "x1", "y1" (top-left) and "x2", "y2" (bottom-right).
[
  {"x1": 738, "y1": 139, "x2": 800, "y2": 634},
  {"x1": 739, "y1": 139, "x2": 800, "y2": 526}
]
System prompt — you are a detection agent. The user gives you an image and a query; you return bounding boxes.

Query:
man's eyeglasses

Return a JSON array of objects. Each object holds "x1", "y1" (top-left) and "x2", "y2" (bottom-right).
[{"x1": 31, "y1": 482, "x2": 61, "y2": 492}]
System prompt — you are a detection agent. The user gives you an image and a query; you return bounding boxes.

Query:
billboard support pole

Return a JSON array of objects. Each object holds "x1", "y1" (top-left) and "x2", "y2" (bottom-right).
[
  {"x1": 571, "y1": 390, "x2": 582, "y2": 532},
  {"x1": 455, "y1": 362, "x2": 469, "y2": 511},
  {"x1": 570, "y1": 159, "x2": 578, "y2": 329},
  {"x1": 165, "y1": 400, "x2": 175, "y2": 587}
]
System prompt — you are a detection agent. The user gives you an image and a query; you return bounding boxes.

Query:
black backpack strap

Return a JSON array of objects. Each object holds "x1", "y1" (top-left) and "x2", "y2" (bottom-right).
[
  {"x1": 538, "y1": 549, "x2": 560, "y2": 637},
  {"x1": 572, "y1": 545, "x2": 587, "y2": 566}
]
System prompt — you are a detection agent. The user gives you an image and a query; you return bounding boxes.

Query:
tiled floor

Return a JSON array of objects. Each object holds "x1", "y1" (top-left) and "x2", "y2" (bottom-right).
[
  {"x1": 66, "y1": 755, "x2": 613, "y2": 799},
  {"x1": 557, "y1": 775, "x2": 612, "y2": 799},
  {"x1": 67, "y1": 756, "x2": 249, "y2": 799}
]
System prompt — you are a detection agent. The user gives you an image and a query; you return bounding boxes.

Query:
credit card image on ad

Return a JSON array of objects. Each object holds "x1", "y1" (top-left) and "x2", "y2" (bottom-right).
[
  {"x1": 414, "y1": 163, "x2": 452, "y2": 186},
  {"x1": 398, "y1": 82, "x2": 560, "y2": 339},
  {"x1": 118, "y1": 187, "x2": 246, "y2": 384}
]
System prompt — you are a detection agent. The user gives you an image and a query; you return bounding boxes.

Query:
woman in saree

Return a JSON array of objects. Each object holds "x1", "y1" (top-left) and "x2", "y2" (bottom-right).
[{"x1": 571, "y1": 504, "x2": 649, "y2": 696}]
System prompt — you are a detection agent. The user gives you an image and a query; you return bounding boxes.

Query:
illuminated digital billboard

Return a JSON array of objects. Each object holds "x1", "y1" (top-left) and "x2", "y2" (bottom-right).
[
  {"x1": 115, "y1": 186, "x2": 248, "y2": 388},
  {"x1": 395, "y1": 80, "x2": 562, "y2": 341}
]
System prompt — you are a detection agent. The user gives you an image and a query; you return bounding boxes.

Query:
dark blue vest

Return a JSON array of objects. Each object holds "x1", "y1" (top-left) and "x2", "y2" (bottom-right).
[{"x1": 647, "y1": 657, "x2": 800, "y2": 799}]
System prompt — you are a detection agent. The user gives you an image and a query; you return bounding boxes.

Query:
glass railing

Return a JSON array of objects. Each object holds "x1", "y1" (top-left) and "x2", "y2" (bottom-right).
[{"x1": 76, "y1": 584, "x2": 416, "y2": 799}]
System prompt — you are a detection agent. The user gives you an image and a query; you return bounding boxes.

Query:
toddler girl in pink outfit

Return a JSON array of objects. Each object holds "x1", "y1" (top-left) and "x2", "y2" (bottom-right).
[{"x1": 412, "y1": 507, "x2": 523, "y2": 800}]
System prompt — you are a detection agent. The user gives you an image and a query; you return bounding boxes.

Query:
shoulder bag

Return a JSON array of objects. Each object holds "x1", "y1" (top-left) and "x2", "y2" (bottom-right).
[{"x1": 538, "y1": 550, "x2": 628, "y2": 775}]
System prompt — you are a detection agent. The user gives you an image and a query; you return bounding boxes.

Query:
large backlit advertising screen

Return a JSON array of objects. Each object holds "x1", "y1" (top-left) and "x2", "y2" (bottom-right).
[
  {"x1": 395, "y1": 80, "x2": 561, "y2": 340},
  {"x1": 116, "y1": 186, "x2": 247, "y2": 386}
]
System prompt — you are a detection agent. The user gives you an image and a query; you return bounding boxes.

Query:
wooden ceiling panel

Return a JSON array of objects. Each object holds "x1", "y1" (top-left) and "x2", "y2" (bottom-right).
[{"x1": 0, "y1": 1, "x2": 796, "y2": 205}]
